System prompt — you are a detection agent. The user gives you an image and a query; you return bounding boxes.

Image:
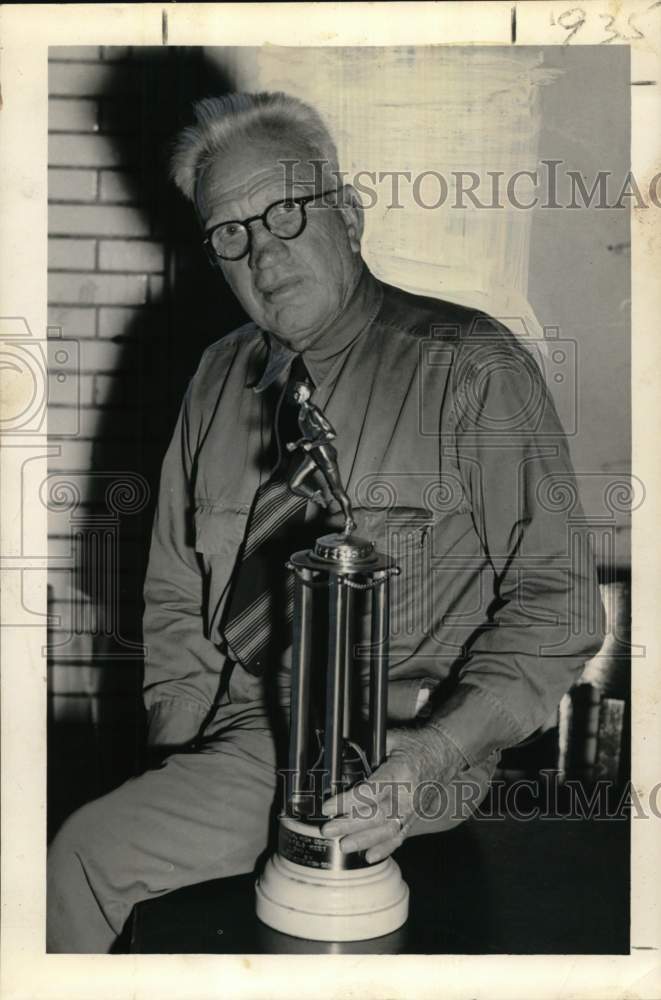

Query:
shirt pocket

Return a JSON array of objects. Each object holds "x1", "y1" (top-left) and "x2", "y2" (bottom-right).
[
  {"x1": 193, "y1": 502, "x2": 250, "y2": 645},
  {"x1": 354, "y1": 504, "x2": 477, "y2": 663},
  {"x1": 354, "y1": 505, "x2": 430, "y2": 552},
  {"x1": 193, "y1": 502, "x2": 249, "y2": 561}
]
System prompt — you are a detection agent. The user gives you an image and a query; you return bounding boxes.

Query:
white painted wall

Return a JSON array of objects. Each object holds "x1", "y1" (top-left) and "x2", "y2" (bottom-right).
[{"x1": 528, "y1": 46, "x2": 630, "y2": 565}]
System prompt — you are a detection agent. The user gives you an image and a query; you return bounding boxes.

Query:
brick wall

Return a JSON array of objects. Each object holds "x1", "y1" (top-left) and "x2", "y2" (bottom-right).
[
  {"x1": 48, "y1": 51, "x2": 169, "y2": 435},
  {"x1": 46, "y1": 46, "x2": 243, "y2": 823},
  {"x1": 46, "y1": 47, "x2": 154, "y2": 819},
  {"x1": 48, "y1": 47, "x2": 161, "y2": 706}
]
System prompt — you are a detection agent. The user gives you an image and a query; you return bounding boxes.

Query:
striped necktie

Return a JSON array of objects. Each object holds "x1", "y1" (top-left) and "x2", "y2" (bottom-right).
[{"x1": 221, "y1": 355, "x2": 316, "y2": 676}]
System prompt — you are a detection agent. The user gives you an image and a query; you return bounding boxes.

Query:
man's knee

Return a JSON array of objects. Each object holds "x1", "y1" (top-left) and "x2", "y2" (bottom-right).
[
  {"x1": 47, "y1": 795, "x2": 136, "y2": 952},
  {"x1": 49, "y1": 795, "x2": 119, "y2": 872}
]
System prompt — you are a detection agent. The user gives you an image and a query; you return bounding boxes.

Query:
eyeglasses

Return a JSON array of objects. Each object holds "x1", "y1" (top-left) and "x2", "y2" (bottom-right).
[{"x1": 202, "y1": 189, "x2": 339, "y2": 262}]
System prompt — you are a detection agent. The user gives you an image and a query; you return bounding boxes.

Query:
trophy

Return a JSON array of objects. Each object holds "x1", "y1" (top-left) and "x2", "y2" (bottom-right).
[{"x1": 255, "y1": 384, "x2": 410, "y2": 941}]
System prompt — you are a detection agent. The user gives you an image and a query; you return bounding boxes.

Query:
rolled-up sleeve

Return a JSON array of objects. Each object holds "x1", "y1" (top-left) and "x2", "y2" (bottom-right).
[{"x1": 429, "y1": 335, "x2": 605, "y2": 766}]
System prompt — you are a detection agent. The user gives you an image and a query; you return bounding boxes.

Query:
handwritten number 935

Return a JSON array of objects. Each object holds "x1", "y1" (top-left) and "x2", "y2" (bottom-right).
[{"x1": 551, "y1": 2, "x2": 659, "y2": 45}]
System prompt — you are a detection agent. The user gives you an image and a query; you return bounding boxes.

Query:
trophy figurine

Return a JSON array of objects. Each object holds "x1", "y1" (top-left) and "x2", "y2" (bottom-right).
[
  {"x1": 285, "y1": 381, "x2": 356, "y2": 536},
  {"x1": 255, "y1": 384, "x2": 410, "y2": 941}
]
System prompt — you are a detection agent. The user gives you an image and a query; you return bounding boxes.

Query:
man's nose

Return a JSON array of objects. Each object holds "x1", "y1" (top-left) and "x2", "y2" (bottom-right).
[{"x1": 248, "y1": 221, "x2": 289, "y2": 269}]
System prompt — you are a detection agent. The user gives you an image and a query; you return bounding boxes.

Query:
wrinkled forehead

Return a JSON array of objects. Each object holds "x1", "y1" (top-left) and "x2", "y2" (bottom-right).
[{"x1": 195, "y1": 135, "x2": 335, "y2": 222}]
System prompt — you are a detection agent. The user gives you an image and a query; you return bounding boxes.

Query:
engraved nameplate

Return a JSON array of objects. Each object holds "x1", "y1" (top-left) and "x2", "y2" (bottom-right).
[{"x1": 279, "y1": 824, "x2": 369, "y2": 871}]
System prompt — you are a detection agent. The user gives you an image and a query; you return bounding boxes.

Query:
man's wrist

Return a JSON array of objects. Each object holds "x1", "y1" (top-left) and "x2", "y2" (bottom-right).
[
  {"x1": 388, "y1": 721, "x2": 467, "y2": 785},
  {"x1": 420, "y1": 720, "x2": 469, "y2": 777}
]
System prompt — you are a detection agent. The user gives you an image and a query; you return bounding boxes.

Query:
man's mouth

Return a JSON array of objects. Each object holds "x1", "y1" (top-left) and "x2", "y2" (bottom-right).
[{"x1": 260, "y1": 277, "x2": 302, "y2": 301}]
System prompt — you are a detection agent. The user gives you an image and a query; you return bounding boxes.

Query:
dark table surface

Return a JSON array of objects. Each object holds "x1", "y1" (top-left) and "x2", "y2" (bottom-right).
[{"x1": 130, "y1": 813, "x2": 629, "y2": 955}]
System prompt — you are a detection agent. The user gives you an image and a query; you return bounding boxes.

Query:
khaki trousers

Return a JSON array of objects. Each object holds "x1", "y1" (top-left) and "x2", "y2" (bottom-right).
[{"x1": 47, "y1": 696, "x2": 495, "y2": 953}]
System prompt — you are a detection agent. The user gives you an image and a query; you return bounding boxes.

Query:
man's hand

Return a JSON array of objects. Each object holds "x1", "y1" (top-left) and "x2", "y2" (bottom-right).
[{"x1": 320, "y1": 725, "x2": 464, "y2": 864}]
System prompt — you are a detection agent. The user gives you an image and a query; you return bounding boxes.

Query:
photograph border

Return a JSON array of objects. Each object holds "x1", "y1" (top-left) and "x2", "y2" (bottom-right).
[{"x1": 1, "y1": 3, "x2": 659, "y2": 998}]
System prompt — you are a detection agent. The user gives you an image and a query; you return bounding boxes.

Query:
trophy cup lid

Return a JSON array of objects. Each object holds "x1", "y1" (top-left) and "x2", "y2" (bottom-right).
[{"x1": 311, "y1": 533, "x2": 378, "y2": 567}]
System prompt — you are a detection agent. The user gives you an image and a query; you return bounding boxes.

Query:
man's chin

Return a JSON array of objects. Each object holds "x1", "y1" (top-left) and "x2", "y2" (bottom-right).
[
  {"x1": 270, "y1": 330, "x2": 317, "y2": 352},
  {"x1": 265, "y1": 309, "x2": 326, "y2": 351}
]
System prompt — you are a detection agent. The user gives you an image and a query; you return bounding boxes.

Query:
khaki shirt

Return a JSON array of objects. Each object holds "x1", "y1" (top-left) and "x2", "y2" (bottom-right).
[{"x1": 143, "y1": 271, "x2": 604, "y2": 768}]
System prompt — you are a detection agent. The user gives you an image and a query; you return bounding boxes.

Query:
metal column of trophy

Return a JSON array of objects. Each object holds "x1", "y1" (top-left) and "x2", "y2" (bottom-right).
[{"x1": 255, "y1": 383, "x2": 410, "y2": 941}]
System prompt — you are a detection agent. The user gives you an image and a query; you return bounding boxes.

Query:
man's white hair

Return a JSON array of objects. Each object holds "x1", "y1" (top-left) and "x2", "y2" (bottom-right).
[{"x1": 170, "y1": 91, "x2": 340, "y2": 203}]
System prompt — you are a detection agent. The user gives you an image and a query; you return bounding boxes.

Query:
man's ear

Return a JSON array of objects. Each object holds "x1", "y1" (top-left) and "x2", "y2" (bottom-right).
[{"x1": 338, "y1": 184, "x2": 364, "y2": 253}]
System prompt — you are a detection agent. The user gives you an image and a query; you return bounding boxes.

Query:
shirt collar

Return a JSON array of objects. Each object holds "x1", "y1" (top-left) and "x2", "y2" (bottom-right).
[{"x1": 251, "y1": 264, "x2": 383, "y2": 393}]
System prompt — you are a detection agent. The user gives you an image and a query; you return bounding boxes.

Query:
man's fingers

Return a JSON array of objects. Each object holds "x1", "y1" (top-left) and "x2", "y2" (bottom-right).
[
  {"x1": 321, "y1": 808, "x2": 388, "y2": 838},
  {"x1": 321, "y1": 762, "x2": 408, "y2": 819},
  {"x1": 321, "y1": 816, "x2": 365, "y2": 838},
  {"x1": 320, "y1": 781, "x2": 380, "y2": 819},
  {"x1": 365, "y1": 837, "x2": 402, "y2": 865},
  {"x1": 320, "y1": 790, "x2": 352, "y2": 818},
  {"x1": 322, "y1": 800, "x2": 389, "y2": 837},
  {"x1": 334, "y1": 818, "x2": 403, "y2": 856}
]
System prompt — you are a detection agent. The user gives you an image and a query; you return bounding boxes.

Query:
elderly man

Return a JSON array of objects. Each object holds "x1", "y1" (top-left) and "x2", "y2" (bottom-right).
[{"x1": 47, "y1": 92, "x2": 604, "y2": 952}]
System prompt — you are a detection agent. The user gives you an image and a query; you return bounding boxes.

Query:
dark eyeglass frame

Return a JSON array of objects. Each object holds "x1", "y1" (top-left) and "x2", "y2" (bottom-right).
[{"x1": 202, "y1": 188, "x2": 339, "y2": 262}]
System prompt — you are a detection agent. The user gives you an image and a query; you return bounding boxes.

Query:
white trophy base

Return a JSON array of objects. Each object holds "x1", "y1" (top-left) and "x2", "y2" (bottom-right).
[{"x1": 255, "y1": 816, "x2": 409, "y2": 942}]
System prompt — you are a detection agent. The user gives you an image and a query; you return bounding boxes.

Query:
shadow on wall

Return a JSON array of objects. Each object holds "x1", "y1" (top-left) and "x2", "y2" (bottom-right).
[{"x1": 48, "y1": 49, "x2": 249, "y2": 836}]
